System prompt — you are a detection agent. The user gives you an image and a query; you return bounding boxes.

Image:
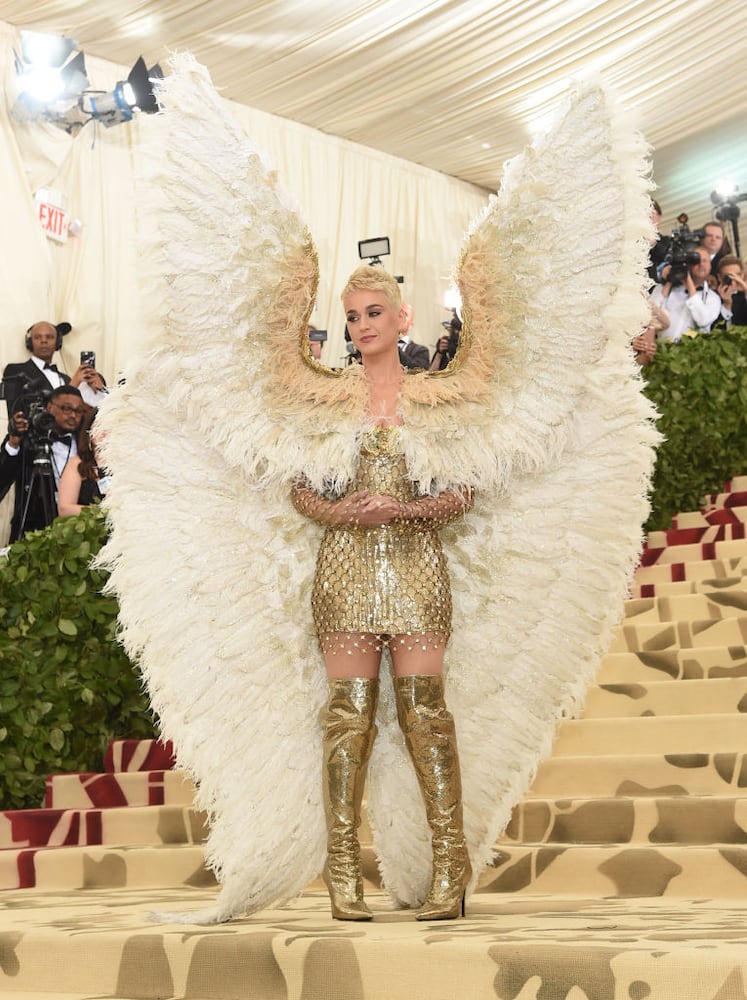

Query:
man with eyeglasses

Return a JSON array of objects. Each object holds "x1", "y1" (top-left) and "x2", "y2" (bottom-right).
[{"x1": 0, "y1": 385, "x2": 87, "y2": 542}]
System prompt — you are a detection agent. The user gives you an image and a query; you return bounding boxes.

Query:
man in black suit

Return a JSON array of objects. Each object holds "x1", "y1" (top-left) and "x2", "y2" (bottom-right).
[
  {"x1": 0, "y1": 384, "x2": 87, "y2": 542},
  {"x1": 2, "y1": 320, "x2": 105, "y2": 417},
  {"x1": 397, "y1": 303, "x2": 430, "y2": 370},
  {"x1": 699, "y1": 220, "x2": 730, "y2": 277}
]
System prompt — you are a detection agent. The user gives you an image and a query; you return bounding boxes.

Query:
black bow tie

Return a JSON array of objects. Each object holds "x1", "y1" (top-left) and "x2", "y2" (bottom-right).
[
  {"x1": 51, "y1": 432, "x2": 72, "y2": 445},
  {"x1": 398, "y1": 340, "x2": 406, "y2": 347},
  {"x1": 44, "y1": 363, "x2": 59, "y2": 372}
]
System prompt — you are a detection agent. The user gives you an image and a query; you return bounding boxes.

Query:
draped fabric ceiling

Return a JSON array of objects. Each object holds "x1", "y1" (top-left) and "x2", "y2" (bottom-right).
[
  {"x1": 0, "y1": 0, "x2": 745, "y2": 395},
  {"x1": 1, "y1": 0, "x2": 746, "y2": 234}
]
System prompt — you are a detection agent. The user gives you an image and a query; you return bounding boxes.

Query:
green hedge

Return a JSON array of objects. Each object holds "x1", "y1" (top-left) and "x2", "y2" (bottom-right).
[
  {"x1": 642, "y1": 324, "x2": 747, "y2": 531},
  {"x1": 0, "y1": 506, "x2": 155, "y2": 810}
]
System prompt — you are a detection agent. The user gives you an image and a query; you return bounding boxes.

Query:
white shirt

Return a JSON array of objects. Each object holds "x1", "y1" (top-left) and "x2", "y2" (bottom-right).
[
  {"x1": 649, "y1": 283, "x2": 721, "y2": 342},
  {"x1": 30, "y1": 353, "x2": 65, "y2": 389},
  {"x1": 30, "y1": 354, "x2": 107, "y2": 407}
]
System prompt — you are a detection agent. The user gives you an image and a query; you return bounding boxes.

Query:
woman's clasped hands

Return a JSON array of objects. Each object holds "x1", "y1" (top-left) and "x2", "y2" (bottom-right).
[{"x1": 337, "y1": 490, "x2": 402, "y2": 527}]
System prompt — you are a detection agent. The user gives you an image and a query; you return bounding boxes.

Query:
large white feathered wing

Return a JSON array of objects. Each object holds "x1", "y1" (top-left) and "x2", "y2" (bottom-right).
[
  {"x1": 98, "y1": 57, "x2": 658, "y2": 920},
  {"x1": 96, "y1": 55, "x2": 329, "y2": 923},
  {"x1": 365, "y1": 82, "x2": 660, "y2": 905}
]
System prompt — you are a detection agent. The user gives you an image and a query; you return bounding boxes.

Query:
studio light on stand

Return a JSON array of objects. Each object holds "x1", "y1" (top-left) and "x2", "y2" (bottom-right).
[
  {"x1": 358, "y1": 236, "x2": 391, "y2": 268},
  {"x1": 11, "y1": 30, "x2": 89, "y2": 130},
  {"x1": 710, "y1": 180, "x2": 746, "y2": 257},
  {"x1": 82, "y1": 56, "x2": 163, "y2": 128},
  {"x1": 11, "y1": 32, "x2": 163, "y2": 134}
]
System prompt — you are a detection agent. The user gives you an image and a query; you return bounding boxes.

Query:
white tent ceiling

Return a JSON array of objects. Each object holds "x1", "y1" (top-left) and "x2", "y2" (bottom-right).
[{"x1": 2, "y1": 0, "x2": 746, "y2": 236}]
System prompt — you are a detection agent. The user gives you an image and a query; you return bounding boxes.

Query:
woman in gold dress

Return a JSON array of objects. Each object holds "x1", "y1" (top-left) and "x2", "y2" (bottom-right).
[
  {"x1": 98, "y1": 60, "x2": 657, "y2": 927},
  {"x1": 292, "y1": 266, "x2": 473, "y2": 921}
]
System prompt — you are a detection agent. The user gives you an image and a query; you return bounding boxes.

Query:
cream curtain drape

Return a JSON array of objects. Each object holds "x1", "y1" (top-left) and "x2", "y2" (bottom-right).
[
  {"x1": 0, "y1": 20, "x2": 487, "y2": 542},
  {"x1": 0, "y1": 20, "x2": 488, "y2": 386}
]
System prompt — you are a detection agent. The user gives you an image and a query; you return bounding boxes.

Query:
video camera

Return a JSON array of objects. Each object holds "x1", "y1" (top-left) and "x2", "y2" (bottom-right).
[
  {"x1": 0, "y1": 376, "x2": 61, "y2": 538},
  {"x1": 664, "y1": 214, "x2": 704, "y2": 287},
  {"x1": 0, "y1": 378, "x2": 55, "y2": 454}
]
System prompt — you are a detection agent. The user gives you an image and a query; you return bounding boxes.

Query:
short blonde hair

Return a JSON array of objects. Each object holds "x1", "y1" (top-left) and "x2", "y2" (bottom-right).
[{"x1": 340, "y1": 265, "x2": 402, "y2": 310}]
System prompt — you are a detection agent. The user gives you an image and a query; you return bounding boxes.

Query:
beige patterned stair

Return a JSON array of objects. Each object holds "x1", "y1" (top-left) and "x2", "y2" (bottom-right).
[
  {"x1": 480, "y1": 844, "x2": 747, "y2": 897},
  {"x1": 506, "y1": 794, "x2": 747, "y2": 845},
  {"x1": 0, "y1": 804, "x2": 206, "y2": 851},
  {"x1": 0, "y1": 842, "x2": 214, "y2": 892},
  {"x1": 585, "y1": 676, "x2": 747, "y2": 716},
  {"x1": 553, "y1": 714, "x2": 747, "y2": 755},
  {"x1": 642, "y1": 538, "x2": 747, "y2": 565},
  {"x1": 632, "y1": 575, "x2": 747, "y2": 597},
  {"x1": 530, "y1": 751, "x2": 747, "y2": 797},
  {"x1": 486, "y1": 479, "x2": 747, "y2": 918},
  {"x1": 609, "y1": 616, "x2": 747, "y2": 652},
  {"x1": 623, "y1": 592, "x2": 747, "y2": 622},
  {"x1": 45, "y1": 769, "x2": 197, "y2": 810},
  {"x1": 634, "y1": 555, "x2": 747, "y2": 586},
  {"x1": 599, "y1": 646, "x2": 747, "y2": 682}
]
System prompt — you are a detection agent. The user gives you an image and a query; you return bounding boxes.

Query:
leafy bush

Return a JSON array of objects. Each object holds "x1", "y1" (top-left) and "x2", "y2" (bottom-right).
[
  {"x1": 0, "y1": 506, "x2": 155, "y2": 809},
  {"x1": 642, "y1": 325, "x2": 747, "y2": 531}
]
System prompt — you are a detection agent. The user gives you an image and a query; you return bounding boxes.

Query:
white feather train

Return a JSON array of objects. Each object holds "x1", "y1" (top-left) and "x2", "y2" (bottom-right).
[{"x1": 96, "y1": 55, "x2": 659, "y2": 922}]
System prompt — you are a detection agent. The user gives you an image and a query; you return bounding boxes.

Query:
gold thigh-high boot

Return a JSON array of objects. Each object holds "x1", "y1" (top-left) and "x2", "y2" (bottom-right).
[
  {"x1": 322, "y1": 677, "x2": 379, "y2": 920},
  {"x1": 395, "y1": 674, "x2": 472, "y2": 920}
]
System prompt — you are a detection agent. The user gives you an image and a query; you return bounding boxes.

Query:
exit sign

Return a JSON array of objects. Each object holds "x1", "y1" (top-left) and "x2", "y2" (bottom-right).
[{"x1": 35, "y1": 188, "x2": 69, "y2": 243}]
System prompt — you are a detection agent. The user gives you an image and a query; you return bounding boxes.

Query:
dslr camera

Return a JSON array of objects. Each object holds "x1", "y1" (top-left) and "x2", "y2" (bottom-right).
[
  {"x1": 22, "y1": 391, "x2": 56, "y2": 440},
  {"x1": 664, "y1": 216, "x2": 704, "y2": 287}
]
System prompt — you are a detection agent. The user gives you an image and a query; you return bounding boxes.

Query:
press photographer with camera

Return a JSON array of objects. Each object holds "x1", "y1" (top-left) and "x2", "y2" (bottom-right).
[
  {"x1": 429, "y1": 335, "x2": 454, "y2": 371},
  {"x1": 649, "y1": 244, "x2": 720, "y2": 342},
  {"x1": 2, "y1": 320, "x2": 106, "y2": 418},
  {"x1": 430, "y1": 315, "x2": 462, "y2": 371},
  {"x1": 0, "y1": 385, "x2": 88, "y2": 542},
  {"x1": 712, "y1": 255, "x2": 747, "y2": 329},
  {"x1": 646, "y1": 200, "x2": 671, "y2": 286}
]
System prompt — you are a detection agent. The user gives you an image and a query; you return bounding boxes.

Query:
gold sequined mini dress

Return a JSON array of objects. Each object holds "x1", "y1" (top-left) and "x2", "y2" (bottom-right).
[{"x1": 311, "y1": 425, "x2": 452, "y2": 638}]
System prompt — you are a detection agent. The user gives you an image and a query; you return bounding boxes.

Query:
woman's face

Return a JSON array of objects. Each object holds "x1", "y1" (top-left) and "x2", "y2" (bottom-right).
[
  {"x1": 438, "y1": 336, "x2": 450, "y2": 351},
  {"x1": 343, "y1": 289, "x2": 403, "y2": 361}
]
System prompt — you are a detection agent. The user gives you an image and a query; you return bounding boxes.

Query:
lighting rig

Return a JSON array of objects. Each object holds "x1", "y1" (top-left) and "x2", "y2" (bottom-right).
[{"x1": 11, "y1": 30, "x2": 162, "y2": 134}]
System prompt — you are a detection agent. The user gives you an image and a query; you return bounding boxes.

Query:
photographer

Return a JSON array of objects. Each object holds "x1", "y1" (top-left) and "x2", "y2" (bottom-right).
[
  {"x1": 649, "y1": 245, "x2": 720, "y2": 342},
  {"x1": 712, "y1": 255, "x2": 747, "y2": 329},
  {"x1": 429, "y1": 335, "x2": 454, "y2": 371},
  {"x1": 430, "y1": 315, "x2": 463, "y2": 371},
  {"x1": 2, "y1": 320, "x2": 106, "y2": 417},
  {"x1": 646, "y1": 200, "x2": 671, "y2": 286},
  {"x1": 0, "y1": 385, "x2": 87, "y2": 542},
  {"x1": 699, "y1": 221, "x2": 730, "y2": 276}
]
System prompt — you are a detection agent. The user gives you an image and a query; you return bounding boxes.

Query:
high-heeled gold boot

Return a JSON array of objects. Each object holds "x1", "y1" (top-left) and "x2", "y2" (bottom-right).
[
  {"x1": 395, "y1": 674, "x2": 471, "y2": 920},
  {"x1": 322, "y1": 676, "x2": 379, "y2": 920}
]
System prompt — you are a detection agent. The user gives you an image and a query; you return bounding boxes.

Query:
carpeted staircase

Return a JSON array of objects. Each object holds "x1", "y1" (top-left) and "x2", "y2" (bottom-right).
[{"x1": 2, "y1": 478, "x2": 747, "y2": 999}]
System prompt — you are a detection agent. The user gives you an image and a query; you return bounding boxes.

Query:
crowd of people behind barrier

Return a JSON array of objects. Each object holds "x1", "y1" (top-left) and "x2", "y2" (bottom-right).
[{"x1": 634, "y1": 204, "x2": 747, "y2": 366}]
